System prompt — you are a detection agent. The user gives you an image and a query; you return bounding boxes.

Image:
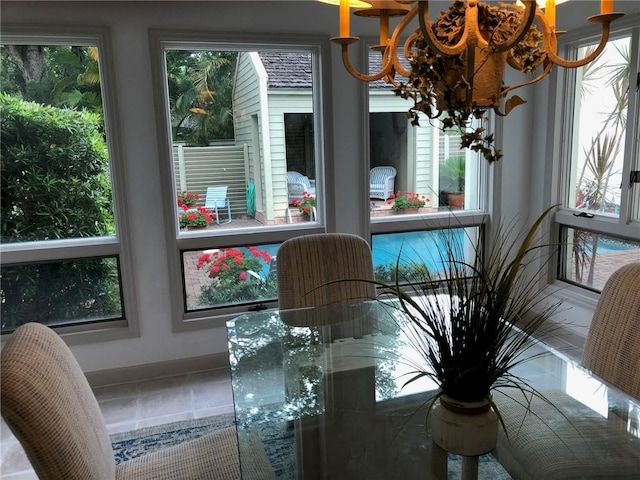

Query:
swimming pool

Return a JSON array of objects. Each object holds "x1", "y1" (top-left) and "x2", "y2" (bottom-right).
[
  {"x1": 371, "y1": 228, "x2": 468, "y2": 271},
  {"x1": 250, "y1": 229, "x2": 470, "y2": 277}
]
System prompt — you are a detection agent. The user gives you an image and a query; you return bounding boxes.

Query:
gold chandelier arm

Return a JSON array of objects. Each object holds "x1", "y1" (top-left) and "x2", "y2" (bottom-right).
[
  {"x1": 417, "y1": 1, "x2": 469, "y2": 57},
  {"x1": 338, "y1": 41, "x2": 393, "y2": 82},
  {"x1": 543, "y1": 14, "x2": 621, "y2": 69},
  {"x1": 501, "y1": 59, "x2": 554, "y2": 97},
  {"x1": 386, "y1": 3, "x2": 419, "y2": 79},
  {"x1": 491, "y1": 1, "x2": 538, "y2": 53}
]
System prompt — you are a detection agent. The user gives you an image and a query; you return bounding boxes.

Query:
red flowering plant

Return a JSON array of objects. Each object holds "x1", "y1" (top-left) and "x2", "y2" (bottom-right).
[
  {"x1": 177, "y1": 190, "x2": 200, "y2": 208},
  {"x1": 196, "y1": 246, "x2": 277, "y2": 305},
  {"x1": 179, "y1": 206, "x2": 214, "y2": 228},
  {"x1": 388, "y1": 191, "x2": 429, "y2": 212},
  {"x1": 291, "y1": 191, "x2": 316, "y2": 218},
  {"x1": 197, "y1": 247, "x2": 272, "y2": 283}
]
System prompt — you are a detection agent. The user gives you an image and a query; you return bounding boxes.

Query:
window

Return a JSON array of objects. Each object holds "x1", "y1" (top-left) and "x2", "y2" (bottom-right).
[
  {"x1": 366, "y1": 48, "x2": 489, "y2": 281},
  {"x1": 367, "y1": 51, "x2": 483, "y2": 220},
  {"x1": 0, "y1": 27, "x2": 135, "y2": 335},
  {"x1": 556, "y1": 25, "x2": 640, "y2": 291},
  {"x1": 150, "y1": 31, "x2": 328, "y2": 328}
]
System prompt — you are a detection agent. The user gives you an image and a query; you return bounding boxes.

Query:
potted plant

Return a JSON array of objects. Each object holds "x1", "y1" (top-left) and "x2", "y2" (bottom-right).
[
  {"x1": 179, "y1": 206, "x2": 214, "y2": 229},
  {"x1": 291, "y1": 191, "x2": 316, "y2": 220},
  {"x1": 177, "y1": 190, "x2": 200, "y2": 208},
  {"x1": 387, "y1": 191, "x2": 428, "y2": 213},
  {"x1": 393, "y1": 0, "x2": 546, "y2": 163},
  {"x1": 376, "y1": 206, "x2": 561, "y2": 455},
  {"x1": 440, "y1": 155, "x2": 466, "y2": 208}
]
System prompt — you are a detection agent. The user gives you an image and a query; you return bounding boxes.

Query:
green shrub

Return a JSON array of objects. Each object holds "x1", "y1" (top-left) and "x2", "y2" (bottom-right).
[
  {"x1": 0, "y1": 94, "x2": 120, "y2": 331},
  {"x1": 1, "y1": 93, "x2": 114, "y2": 241}
]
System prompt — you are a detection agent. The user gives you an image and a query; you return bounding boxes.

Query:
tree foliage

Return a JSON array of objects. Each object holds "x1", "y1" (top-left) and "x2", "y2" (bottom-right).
[
  {"x1": 1, "y1": 94, "x2": 114, "y2": 241},
  {"x1": 1, "y1": 45, "x2": 103, "y2": 113},
  {"x1": 166, "y1": 50, "x2": 237, "y2": 145}
]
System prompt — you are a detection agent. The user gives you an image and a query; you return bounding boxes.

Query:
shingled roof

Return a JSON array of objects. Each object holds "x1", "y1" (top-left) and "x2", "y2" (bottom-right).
[
  {"x1": 257, "y1": 51, "x2": 402, "y2": 90},
  {"x1": 258, "y1": 52, "x2": 313, "y2": 89}
]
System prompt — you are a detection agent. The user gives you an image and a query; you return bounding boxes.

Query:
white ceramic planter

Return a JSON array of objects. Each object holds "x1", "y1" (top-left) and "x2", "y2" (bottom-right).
[{"x1": 430, "y1": 395, "x2": 499, "y2": 456}]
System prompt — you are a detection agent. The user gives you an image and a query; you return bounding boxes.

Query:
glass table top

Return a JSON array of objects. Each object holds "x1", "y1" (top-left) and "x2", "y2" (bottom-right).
[{"x1": 227, "y1": 301, "x2": 640, "y2": 479}]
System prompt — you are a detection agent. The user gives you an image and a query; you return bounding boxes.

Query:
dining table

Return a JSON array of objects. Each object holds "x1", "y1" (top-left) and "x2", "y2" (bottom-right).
[{"x1": 226, "y1": 301, "x2": 640, "y2": 480}]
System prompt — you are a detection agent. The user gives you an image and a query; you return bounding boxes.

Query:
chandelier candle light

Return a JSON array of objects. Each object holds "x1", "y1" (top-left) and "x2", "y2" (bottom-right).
[{"x1": 320, "y1": 0, "x2": 624, "y2": 162}]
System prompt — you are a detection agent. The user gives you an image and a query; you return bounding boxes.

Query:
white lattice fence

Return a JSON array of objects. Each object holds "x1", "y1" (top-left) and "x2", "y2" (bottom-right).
[{"x1": 173, "y1": 144, "x2": 249, "y2": 216}]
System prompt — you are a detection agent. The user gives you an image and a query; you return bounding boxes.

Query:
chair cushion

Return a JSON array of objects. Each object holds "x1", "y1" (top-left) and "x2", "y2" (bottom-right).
[
  {"x1": 493, "y1": 390, "x2": 640, "y2": 479},
  {"x1": 115, "y1": 426, "x2": 275, "y2": 480}
]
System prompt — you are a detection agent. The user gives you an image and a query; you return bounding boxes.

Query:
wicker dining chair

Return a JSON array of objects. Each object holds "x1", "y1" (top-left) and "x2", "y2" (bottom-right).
[
  {"x1": 276, "y1": 233, "x2": 376, "y2": 311},
  {"x1": 582, "y1": 262, "x2": 640, "y2": 399},
  {"x1": 1, "y1": 322, "x2": 275, "y2": 480},
  {"x1": 276, "y1": 233, "x2": 376, "y2": 334},
  {"x1": 493, "y1": 262, "x2": 640, "y2": 479}
]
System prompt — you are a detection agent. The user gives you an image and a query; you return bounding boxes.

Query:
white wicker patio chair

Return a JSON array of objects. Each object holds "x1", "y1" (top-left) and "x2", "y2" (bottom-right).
[
  {"x1": 369, "y1": 166, "x2": 396, "y2": 200},
  {"x1": 286, "y1": 171, "x2": 316, "y2": 204}
]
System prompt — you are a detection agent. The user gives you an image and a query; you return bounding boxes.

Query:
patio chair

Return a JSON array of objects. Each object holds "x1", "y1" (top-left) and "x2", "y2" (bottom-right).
[
  {"x1": 287, "y1": 171, "x2": 316, "y2": 204},
  {"x1": 1, "y1": 322, "x2": 276, "y2": 480},
  {"x1": 204, "y1": 186, "x2": 232, "y2": 224},
  {"x1": 369, "y1": 166, "x2": 396, "y2": 200}
]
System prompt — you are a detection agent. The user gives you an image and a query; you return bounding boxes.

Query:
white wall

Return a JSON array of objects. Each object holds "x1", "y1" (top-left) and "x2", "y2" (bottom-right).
[{"x1": 2, "y1": 1, "x2": 638, "y2": 374}]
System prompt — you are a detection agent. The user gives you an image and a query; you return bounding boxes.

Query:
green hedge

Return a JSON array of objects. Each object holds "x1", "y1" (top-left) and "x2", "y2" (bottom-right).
[
  {"x1": 0, "y1": 94, "x2": 120, "y2": 331},
  {"x1": 1, "y1": 93, "x2": 114, "y2": 241}
]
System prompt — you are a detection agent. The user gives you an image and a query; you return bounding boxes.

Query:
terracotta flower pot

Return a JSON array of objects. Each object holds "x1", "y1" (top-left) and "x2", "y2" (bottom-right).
[
  {"x1": 401, "y1": 207, "x2": 421, "y2": 214},
  {"x1": 447, "y1": 193, "x2": 465, "y2": 208}
]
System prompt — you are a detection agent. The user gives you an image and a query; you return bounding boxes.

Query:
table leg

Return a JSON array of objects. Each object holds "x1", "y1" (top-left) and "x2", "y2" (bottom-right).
[
  {"x1": 431, "y1": 442, "x2": 448, "y2": 480},
  {"x1": 461, "y1": 455, "x2": 479, "y2": 480}
]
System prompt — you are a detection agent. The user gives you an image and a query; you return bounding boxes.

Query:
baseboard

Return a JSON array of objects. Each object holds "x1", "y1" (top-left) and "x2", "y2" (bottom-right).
[{"x1": 85, "y1": 352, "x2": 230, "y2": 388}]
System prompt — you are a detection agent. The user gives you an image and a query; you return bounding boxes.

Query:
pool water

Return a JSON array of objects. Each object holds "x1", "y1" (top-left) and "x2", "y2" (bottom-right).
[{"x1": 372, "y1": 229, "x2": 466, "y2": 270}]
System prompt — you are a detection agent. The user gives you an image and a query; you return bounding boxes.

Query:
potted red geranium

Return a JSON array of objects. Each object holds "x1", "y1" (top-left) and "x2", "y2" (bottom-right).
[
  {"x1": 177, "y1": 190, "x2": 200, "y2": 208},
  {"x1": 179, "y1": 206, "x2": 214, "y2": 229},
  {"x1": 388, "y1": 191, "x2": 428, "y2": 213},
  {"x1": 291, "y1": 191, "x2": 316, "y2": 219}
]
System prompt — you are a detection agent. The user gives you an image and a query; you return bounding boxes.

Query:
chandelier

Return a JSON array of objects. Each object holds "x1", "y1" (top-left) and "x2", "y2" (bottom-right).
[{"x1": 320, "y1": 0, "x2": 624, "y2": 161}]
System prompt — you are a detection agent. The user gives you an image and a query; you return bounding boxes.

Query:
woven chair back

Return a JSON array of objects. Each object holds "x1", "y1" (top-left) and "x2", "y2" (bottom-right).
[
  {"x1": 582, "y1": 263, "x2": 640, "y2": 400},
  {"x1": 1, "y1": 323, "x2": 115, "y2": 479},
  {"x1": 277, "y1": 233, "x2": 375, "y2": 312}
]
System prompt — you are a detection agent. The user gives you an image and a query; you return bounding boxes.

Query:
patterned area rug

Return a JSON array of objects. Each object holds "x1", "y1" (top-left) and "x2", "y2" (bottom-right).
[
  {"x1": 110, "y1": 414, "x2": 511, "y2": 479},
  {"x1": 110, "y1": 413, "x2": 236, "y2": 464}
]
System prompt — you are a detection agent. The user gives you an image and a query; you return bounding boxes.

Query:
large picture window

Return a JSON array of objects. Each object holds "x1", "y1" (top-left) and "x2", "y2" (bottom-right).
[
  {"x1": 150, "y1": 32, "x2": 328, "y2": 326},
  {"x1": 0, "y1": 28, "x2": 133, "y2": 334},
  {"x1": 556, "y1": 26, "x2": 640, "y2": 291}
]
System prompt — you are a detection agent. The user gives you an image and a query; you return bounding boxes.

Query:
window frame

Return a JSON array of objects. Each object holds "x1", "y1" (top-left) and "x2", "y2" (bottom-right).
[
  {"x1": 148, "y1": 30, "x2": 333, "y2": 332},
  {"x1": 0, "y1": 24, "x2": 139, "y2": 342},
  {"x1": 552, "y1": 16, "x2": 640, "y2": 292}
]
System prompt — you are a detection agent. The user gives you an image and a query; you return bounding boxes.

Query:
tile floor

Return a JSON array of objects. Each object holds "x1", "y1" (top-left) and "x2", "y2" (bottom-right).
[{"x1": 0, "y1": 367, "x2": 235, "y2": 480}]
